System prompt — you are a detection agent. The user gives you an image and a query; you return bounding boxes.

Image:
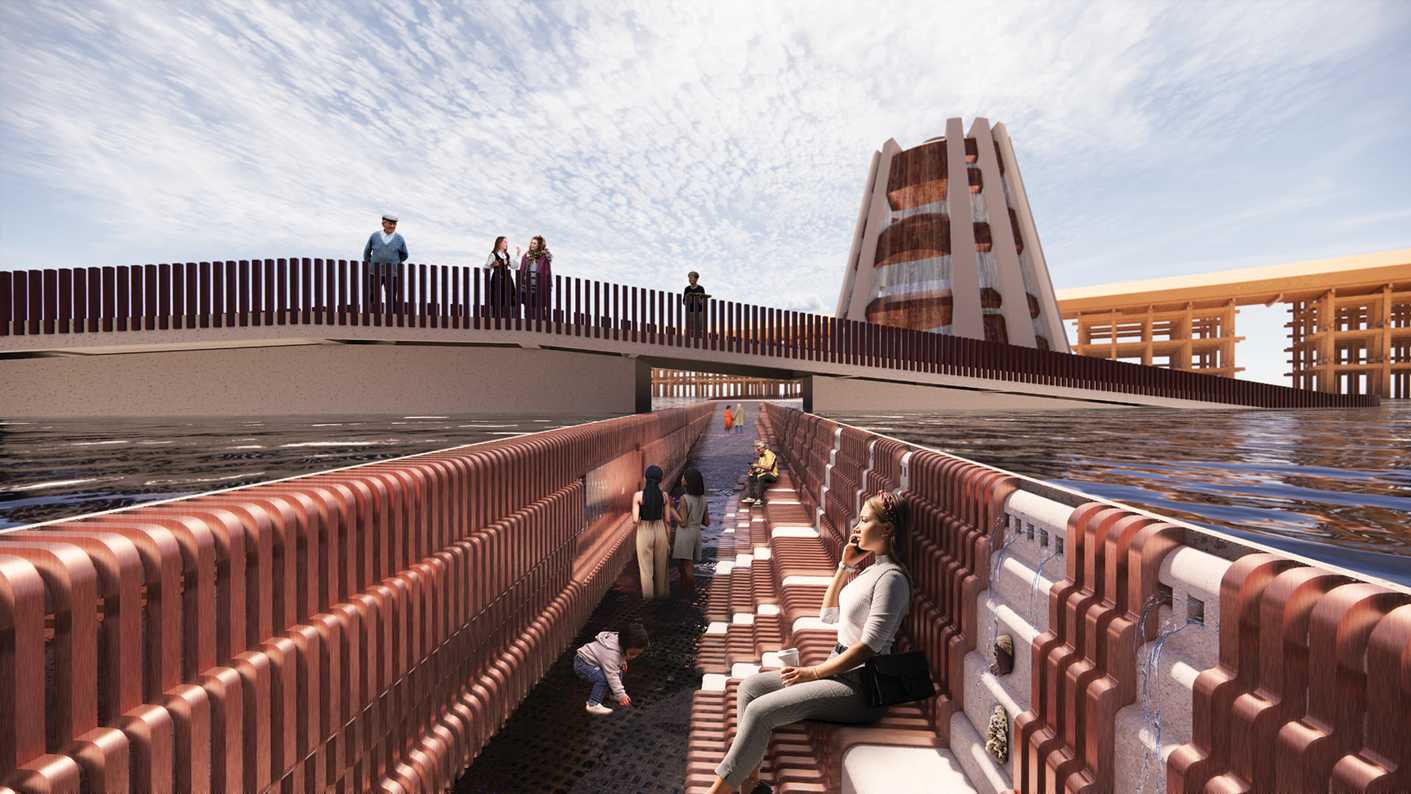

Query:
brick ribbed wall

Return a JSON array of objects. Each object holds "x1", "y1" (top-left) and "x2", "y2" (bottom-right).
[
  {"x1": 758, "y1": 404, "x2": 1409, "y2": 794},
  {"x1": 0, "y1": 406, "x2": 711, "y2": 793}
]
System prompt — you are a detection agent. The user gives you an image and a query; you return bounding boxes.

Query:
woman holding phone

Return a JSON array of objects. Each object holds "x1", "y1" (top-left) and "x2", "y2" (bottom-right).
[{"x1": 706, "y1": 491, "x2": 912, "y2": 793}]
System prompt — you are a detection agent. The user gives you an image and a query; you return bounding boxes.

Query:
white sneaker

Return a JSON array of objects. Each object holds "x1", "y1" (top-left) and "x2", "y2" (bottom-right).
[{"x1": 585, "y1": 702, "x2": 613, "y2": 716}]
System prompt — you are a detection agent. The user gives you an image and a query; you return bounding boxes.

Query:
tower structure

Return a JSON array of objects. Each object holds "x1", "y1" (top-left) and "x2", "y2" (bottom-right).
[{"x1": 836, "y1": 117, "x2": 1070, "y2": 351}]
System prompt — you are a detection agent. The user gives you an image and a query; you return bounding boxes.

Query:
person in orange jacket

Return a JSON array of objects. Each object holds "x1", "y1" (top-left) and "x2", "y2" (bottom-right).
[{"x1": 723, "y1": 404, "x2": 734, "y2": 431}]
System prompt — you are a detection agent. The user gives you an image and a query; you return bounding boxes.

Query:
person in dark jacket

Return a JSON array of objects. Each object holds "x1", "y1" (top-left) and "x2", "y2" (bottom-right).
[
  {"x1": 363, "y1": 213, "x2": 409, "y2": 312},
  {"x1": 485, "y1": 236, "x2": 517, "y2": 318},
  {"x1": 683, "y1": 271, "x2": 708, "y2": 334},
  {"x1": 516, "y1": 235, "x2": 553, "y2": 319}
]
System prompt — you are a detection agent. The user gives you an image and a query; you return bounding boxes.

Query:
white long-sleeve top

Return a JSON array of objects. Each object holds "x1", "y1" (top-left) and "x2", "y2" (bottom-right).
[{"x1": 819, "y1": 555, "x2": 911, "y2": 656}]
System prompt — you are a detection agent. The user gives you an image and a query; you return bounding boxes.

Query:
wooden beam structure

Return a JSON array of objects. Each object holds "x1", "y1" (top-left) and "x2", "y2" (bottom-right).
[
  {"x1": 1058, "y1": 248, "x2": 1411, "y2": 397},
  {"x1": 649, "y1": 368, "x2": 802, "y2": 400}
]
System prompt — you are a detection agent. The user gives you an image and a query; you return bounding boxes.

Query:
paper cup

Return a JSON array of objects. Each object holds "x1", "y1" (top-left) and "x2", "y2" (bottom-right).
[{"x1": 777, "y1": 648, "x2": 800, "y2": 668}]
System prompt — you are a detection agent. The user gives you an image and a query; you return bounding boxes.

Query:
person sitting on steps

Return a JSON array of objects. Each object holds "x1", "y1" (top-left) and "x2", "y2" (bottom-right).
[
  {"x1": 706, "y1": 492, "x2": 913, "y2": 793},
  {"x1": 741, "y1": 440, "x2": 778, "y2": 506}
]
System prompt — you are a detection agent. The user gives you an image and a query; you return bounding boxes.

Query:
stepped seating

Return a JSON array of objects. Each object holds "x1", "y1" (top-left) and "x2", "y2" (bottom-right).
[{"x1": 685, "y1": 412, "x2": 973, "y2": 793}]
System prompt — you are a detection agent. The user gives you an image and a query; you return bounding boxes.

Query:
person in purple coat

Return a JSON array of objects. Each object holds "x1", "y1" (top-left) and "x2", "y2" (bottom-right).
[{"x1": 516, "y1": 235, "x2": 553, "y2": 318}]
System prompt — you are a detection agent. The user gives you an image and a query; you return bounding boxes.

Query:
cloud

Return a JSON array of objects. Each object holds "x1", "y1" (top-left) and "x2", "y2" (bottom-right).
[{"x1": 1, "y1": 0, "x2": 1407, "y2": 322}]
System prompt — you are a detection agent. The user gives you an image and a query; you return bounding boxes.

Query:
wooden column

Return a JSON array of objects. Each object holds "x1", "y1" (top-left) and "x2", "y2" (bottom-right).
[
  {"x1": 1318, "y1": 289, "x2": 1336, "y2": 393},
  {"x1": 1141, "y1": 306, "x2": 1153, "y2": 365},
  {"x1": 1379, "y1": 284, "x2": 1392, "y2": 398}
]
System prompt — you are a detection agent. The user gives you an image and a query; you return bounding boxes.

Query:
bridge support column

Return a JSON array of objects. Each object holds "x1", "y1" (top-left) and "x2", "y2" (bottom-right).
[{"x1": 634, "y1": 359, "x2": 653, "y2": 413}]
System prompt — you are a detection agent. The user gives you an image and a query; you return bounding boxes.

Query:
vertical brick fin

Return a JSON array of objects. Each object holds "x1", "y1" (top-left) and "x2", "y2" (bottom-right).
[
  {"x1": 1070, "y1": 517, "x2": 1183, "y2": 792},
  {"x1": 1010, "y1": 503, "x2": 1184, "y2": 794},
  {"x1": 0, "y1": 407, "x2": 713, "y2": 793},
  {"x1": 1167, "y1": 569, "x2": 1411, "y2": 794},
  {"x1": 1166, "y1": 553, "x2": 1295, "y2": 792},
  {"x1": 0, "y1": 555, "x2": 48, "y2": 771},
  {"x1": 1229, "y1": 566, "x2": 1350, "y2": 790},
  {"x1": 1328, "y1": 602, "x2": 1411, "y2": 792},
  {"x1": 1012, "y1": 501, "x2": 1107, "y2": 794},
  {"x1": 1274, "y1": 585, "x2": 1409, "y2": 793}
]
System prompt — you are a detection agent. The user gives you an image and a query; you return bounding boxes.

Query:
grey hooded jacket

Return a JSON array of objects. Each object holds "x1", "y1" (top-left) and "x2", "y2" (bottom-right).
[{"x1": 576, "y1": 631, "x2": 628, "y2": 698}]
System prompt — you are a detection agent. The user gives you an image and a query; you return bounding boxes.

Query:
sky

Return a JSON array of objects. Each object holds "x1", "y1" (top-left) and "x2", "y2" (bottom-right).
[{"x1": 3, "y1": 0, "x2": 1409, "y2": 386}]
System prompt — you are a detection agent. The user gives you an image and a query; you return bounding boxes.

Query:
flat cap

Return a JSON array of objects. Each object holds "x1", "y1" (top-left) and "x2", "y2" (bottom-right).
[{"x1": 381, "y1": 212, "x2": 399, "y2": 222}]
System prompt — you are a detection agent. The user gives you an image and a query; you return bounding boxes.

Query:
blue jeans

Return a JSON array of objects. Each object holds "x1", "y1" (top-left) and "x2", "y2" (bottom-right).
[{"x1": 575, "y1": 655, "x2": 609, "y2": 704}]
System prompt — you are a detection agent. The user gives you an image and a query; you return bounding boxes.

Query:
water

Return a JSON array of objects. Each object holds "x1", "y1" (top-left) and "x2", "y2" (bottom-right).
[
  {"x1": 0, "y1": 413, "x2": 615, "y2": 529},
  {"x1": 4, "y1": 403, "x2": 1408, "y2": 586},
  {"x1": 826, "y1": 403, "x2": 1411, "y2": 586}
]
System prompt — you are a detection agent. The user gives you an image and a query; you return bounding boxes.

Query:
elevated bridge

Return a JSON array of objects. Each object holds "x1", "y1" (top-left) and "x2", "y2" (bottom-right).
[{"x1": 0, "y1": 259, "x2": 1375, "y2": 417}]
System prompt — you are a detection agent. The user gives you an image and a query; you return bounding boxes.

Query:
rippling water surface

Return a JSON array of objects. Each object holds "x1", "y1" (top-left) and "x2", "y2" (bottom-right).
[
  {"x1": 4, "y1": 403, "x2": 1408, "y2": 586},
  {"x1": 827, "y1": 403, "x2": 1411, "y2": 585},
  {"x1": 0, "y1": 413, "x2": 615, "y2": 528}
]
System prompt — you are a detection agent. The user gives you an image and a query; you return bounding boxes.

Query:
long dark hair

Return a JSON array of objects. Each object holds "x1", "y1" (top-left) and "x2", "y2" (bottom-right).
[
  {"x1": 641, "y1": 465, "x2": 664, "y2": 519},
  {"x1": 684, "y1": 468, "x2": 705, "y2": 497},
  {"x1": 491, "y1": 236, "x2": 507, "y2": 255}
]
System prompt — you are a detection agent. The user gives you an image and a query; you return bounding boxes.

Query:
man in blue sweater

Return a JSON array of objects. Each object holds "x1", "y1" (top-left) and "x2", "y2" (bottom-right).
[{"x1": 363, "y1": 213, "x2": 409, "y2": 312}]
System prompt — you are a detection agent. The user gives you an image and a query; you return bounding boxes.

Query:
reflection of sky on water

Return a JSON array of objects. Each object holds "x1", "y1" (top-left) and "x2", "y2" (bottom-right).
[
  {"x1": 5, "y1": 403, "x2": 1407, "y2": 584},
  {"x1": 0, "y1": 413, "x2": 616, "y2": 529},
  {"x1": 829, "y1": 403, "x2": 1411, "y2": 573}
]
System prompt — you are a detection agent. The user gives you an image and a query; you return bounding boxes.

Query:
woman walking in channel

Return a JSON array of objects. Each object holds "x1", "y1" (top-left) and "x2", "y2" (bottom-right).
[
  {"x1": 517, "y1": 234, "x2": 553, "y2": 319},
  {"x1": 634, "y1": 465, "x2": 680, "y2": 600},
  {"x1": 486, "y1": 236, "x2": 517, "y2": 318},
  {"x1": 672, "y1": 468, "x2": 709, "y2": 592},
  {"x1": 707, "y1": 491, "x2": 912, "y2": 793}
]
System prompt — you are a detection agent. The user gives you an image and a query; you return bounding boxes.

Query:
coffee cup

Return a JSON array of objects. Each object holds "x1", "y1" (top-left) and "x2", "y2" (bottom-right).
[{"x1": 776, "y1": 648, "x2": 800, "y2": 668}]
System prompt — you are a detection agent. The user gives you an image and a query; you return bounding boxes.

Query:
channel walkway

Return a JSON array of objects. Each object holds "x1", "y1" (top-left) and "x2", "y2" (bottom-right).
[
  {"x1": 2, "y1": 401, "x2": 1407, "y2": 793},
  {"x1": 455, "y1": 402, "x2": 756, "y2": 793}
]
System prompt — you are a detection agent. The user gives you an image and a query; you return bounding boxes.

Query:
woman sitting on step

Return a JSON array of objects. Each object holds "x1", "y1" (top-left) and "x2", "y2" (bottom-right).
[{"x1": 707, "y1": 491, "x2": 912, "y2": 794}]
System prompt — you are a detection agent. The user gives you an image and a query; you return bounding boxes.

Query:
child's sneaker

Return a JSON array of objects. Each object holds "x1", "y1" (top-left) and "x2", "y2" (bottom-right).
[{"x1": 585, "y1": 702, "x2": 613, "y2": 716}]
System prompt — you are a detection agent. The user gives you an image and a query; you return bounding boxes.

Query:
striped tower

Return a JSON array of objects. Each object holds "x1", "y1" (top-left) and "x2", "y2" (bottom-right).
[{"x1": 836, "y1": 118, "x2": 1070, "y2": 352}]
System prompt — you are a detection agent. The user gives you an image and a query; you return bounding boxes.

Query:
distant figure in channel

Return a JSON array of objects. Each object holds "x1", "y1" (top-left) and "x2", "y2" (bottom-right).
[
  {"x1": 576, "y1": 621, "x2": 650, "y2": 715},
  {"x1": 723, "y1": 405, "x2": 734, "y2": 432},
  {"x1": 734, "y1": 403, "x2": 746, "y2": 433},
  {"x1": 672, "y1": 468, "x2": 709, "y2": 592},
  {"x1": 363, "y1": 212, "x2": 408, "y2": 312},
  {"x1": 741, "y1": 440, "x2": 779, "y2": 506},
  {"x1": 683, "y1": 271, "x2": 707, "y2": 333},
  {"x1": 634, "y1": 465, "x2": 680, "y2": 599},
  {"x1": 517, "y1": 235, "x2": 553, "y2": 319},
  {"x1": 485, "y1": 236, "x2": 517, "y2": 318}
]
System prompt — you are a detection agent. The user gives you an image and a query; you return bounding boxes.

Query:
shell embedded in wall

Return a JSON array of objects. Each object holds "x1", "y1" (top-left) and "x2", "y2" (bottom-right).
[
  {"x1": 990, "y1": 633, "x2": 1014, "y2": 676},
  {"x1": 985, "y1": 704, "x2": 1009, "y2": 763}
]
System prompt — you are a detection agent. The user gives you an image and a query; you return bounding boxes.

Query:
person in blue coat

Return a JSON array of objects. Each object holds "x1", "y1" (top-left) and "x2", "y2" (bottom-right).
[{"x1": 363, "y1": 213, "x2": 408, "y2": 312}]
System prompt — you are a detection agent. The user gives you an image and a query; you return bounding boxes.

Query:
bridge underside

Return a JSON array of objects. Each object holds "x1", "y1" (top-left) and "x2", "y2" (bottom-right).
[
  {"x1": 2, "y1": 334, "x2": 1219, "y2": 418},
  {"x1": 0, "y1": 343, "x2": 640, "y2": 417}
]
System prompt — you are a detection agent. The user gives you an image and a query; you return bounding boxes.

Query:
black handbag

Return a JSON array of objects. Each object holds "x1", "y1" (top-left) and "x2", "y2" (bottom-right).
[{"x1": 858, "y1": 650, "x2": 936, "y2": 708}]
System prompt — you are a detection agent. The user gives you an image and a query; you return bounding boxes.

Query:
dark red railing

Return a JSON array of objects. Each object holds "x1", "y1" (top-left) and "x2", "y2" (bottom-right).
[{"x1": 0, "y1": 260, "x2": 1378, "y2": 408}]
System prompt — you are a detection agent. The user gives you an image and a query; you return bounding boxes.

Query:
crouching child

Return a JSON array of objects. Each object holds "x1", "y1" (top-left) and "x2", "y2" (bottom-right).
[{"x1": 575, "y1": 622, "x2": 650, "y2": 715}]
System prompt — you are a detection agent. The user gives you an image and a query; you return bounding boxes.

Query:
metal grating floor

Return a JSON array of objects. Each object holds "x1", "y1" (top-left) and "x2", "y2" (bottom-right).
[{"x1": 456, "y1": 405, "x2": 753, "y2": 793}]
